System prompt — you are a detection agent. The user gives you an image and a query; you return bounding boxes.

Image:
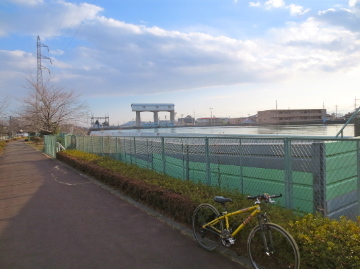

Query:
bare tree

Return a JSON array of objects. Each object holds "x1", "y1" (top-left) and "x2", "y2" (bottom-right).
[
  {"x1": 0, "y1": 96, "x2": 9, "y2": 116},
  {"x1": 17, "y1": 76, "x2": 88, "y2": 135}
]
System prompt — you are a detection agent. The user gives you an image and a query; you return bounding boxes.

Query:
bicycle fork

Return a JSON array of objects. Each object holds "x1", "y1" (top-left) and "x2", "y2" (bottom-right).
[{"x1": 257, "y1": 214, "x2": 275, "y2": 256}]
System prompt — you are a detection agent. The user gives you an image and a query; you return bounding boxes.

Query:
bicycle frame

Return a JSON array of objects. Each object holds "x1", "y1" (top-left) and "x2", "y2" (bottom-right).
[{"x1": 202, "y1": 204, "x2": 262, "y2": 238}]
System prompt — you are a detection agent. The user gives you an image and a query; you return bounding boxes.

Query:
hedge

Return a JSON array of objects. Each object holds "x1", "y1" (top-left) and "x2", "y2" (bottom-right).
[{"x1": 57, "y1": 150, "x2": 360, "y2": 269}]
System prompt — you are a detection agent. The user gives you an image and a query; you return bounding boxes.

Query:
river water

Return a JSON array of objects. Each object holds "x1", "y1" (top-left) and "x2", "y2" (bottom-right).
[{"x1": 92, "y1": 124, "x2": 355, "y2": 138}]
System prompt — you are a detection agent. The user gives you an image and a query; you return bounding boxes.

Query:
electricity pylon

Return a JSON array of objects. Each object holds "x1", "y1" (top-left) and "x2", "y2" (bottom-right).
[{"x1": 36, "y1": 35, "x2": 52, "y2": 91}]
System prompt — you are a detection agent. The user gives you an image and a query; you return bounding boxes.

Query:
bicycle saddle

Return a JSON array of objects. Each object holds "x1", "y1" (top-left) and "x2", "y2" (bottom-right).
[{"x1": 214, "y1": 196, "x2": 232, "y2": 204}]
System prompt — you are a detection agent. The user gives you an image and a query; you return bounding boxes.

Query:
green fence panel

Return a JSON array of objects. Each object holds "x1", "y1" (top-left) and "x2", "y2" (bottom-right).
[{"x1": 43, "y1": 134, "x2": 360, "y2": 220}]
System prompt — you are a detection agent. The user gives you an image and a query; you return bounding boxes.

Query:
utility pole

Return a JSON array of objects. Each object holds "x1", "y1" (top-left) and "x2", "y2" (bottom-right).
[
  {"x1": 355, "y1": 97, "x2": 360, "y2": 111},
  {"x1": 335, "y1": 105, "x2": 338, "y2": 118},
  {"x1": 209, "y1": 108, "x2": 213, "y2": 125}
]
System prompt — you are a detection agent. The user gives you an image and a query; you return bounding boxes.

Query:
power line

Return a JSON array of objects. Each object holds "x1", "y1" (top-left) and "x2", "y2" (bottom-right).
[{"x1": 55, "y1": 0, "x2": 98, "y2": 60}]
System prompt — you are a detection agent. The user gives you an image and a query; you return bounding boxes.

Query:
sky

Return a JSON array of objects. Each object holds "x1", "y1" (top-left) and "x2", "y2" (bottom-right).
[{"x1": 1, "y1": 0, "x2": 360, "y2": 125}]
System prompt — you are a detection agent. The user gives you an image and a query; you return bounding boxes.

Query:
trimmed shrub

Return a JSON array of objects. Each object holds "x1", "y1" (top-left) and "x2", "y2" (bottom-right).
[
  {"x1": 57, "y1": 149, "x2": 360, "y2": 269},
  {"x1": 288, "y1": 213, "x2": 360, "y2": 269},
  {"x1": 56, "y1": 150, "x2": 197, "y2": 224},
  {"x1": 31, "y1": 136, "x2": 44, "y2": 145}
]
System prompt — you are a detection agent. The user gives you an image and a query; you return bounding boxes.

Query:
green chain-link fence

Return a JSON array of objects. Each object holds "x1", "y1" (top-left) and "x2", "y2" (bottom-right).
[{"x1": 44, "y1": 134, "x2": 360, "y2": 220}]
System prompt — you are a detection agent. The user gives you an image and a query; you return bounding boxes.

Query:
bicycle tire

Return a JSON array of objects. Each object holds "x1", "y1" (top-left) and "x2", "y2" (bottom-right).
[
  {"x1": 192, "y1": 203, "x2": 223, "y2": 251},
  {"x1": 247, "y1": 223, "x2": 300, "y2": 269}
]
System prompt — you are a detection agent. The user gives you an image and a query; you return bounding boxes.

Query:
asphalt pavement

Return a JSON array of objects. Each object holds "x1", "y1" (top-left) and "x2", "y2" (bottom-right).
[{"x1": 0, "y1": 140, "x2": 249, "y2": 269}]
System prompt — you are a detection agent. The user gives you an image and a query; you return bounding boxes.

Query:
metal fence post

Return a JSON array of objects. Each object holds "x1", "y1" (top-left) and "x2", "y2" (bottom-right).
[
  {"x1": 357, "y1": 141, "x2": 360, "y2": 217},
  {"x1": 205, "y1": 137, "x2": 211, "y2": 186},
  {"x1": 101, "y1": 136, "x2": 104, "y2": 156},
  {"x1": 186, "y1": 144, "x2": 190, "y2": 180},
  {"x1": 284, "y1": 138, "x2": 293, "y2": 209},
  {"x1": 74, "y1": 135, "x2": 77, "y2": 150},
  {"x1": 181, "y1": 141, "x2": 185, "y2": 180},
  {"x1": 133, "y1": 137, "x2": 137, "y2": 165},
  {"x1": 238, "y1": 138, "x2": 244, "y2": 193},
  {"x1": 312, "y1": 142, "x2": 327, "y2": 215},
  {"x1": 129, "y1": 137, "x2": 133, "y2": 164},
  {"x1": 150, "y1": 138, "x2": 154, "y2": 171},
  {"x1": 121, "y1": 137, "x2": 126, "y2": 163},
  {"x1": 162, "y1": 137, "x2": 166, "y2": 174},
  {"x1": 91, "y1": 136, "x2": 93, "y2": 153},
  {"x1": 115, "y1": 137, "x2": 119, "y2": 161}
]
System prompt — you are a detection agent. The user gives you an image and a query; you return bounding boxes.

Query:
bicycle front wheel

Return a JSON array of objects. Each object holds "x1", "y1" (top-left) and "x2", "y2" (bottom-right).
[
  {"x1": 247, "y1": 223, "x2": 300, "y2": 269},
  {"x1": 192, "y1": 203, "x2": 223, "y2": 251}
]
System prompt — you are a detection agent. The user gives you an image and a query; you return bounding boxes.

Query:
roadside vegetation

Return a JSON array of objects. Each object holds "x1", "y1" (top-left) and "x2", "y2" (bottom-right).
[
  {"x1": 0, "y1": 140, "x2": 7, "y2": 155},
  {"x1": 0, "y1": 137, "x2": 26, "y2": 154},
  {"x1": 25, "y1": 136, "x2": 44, "y2": 151},
  {"x1": 58, "y1": 149, "x2": 359, "y2": 269}
]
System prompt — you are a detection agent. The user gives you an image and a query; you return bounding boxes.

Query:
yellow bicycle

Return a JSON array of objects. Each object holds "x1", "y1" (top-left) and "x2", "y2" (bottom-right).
[{"x1": 192, "y1": 194, "x2": 300, "y2": 269}]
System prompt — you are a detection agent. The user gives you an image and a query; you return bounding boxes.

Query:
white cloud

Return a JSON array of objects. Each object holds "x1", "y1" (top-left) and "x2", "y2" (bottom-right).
[
  {"x1": 249, "y1": 1, "x2": 261, "y2": 7},
  {"x1": 265, "y1": 0, "x2": 285, "y2": 9},
  {"x1": 5, "y1": 0, "x2": 43, "y2": 5},
  {"x1": 0, "y1": 1, "x2": 103, "y2": 38},
  {"x1": 252, "y1": 1, "x2": 309, "y2": 16},
  {"x1": 267, "y1": 18, "x2": 360, "y2": 72},
  {"x1": 288, "y1": 4, "x2": 310, "y2": 16},
  {"x1": 317, "y1": 1, "x2": 360, "y2": 32},
  {"x1": 45, "y1": 12, "x2": 360, "y2": 99},
  {"x1": 49, "y1": 49, "x2": 64, "y2": 56},
  {"x1": 349, "y1": 0, "x2": 360, "y2": 8}
]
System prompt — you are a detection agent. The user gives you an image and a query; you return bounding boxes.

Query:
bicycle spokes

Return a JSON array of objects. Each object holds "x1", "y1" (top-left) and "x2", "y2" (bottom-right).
[
  {"x1": 192, "y1": 204, "x2": 223, "y2": 251},
  {"x1": 247, "y1": 224, "x2": 300, "y2": 269}
]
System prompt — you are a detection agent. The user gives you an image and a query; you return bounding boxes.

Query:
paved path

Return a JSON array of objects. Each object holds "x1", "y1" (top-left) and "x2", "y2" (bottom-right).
[{"x1": 0, "y1": 141, "x2": 246, "y2": 269}]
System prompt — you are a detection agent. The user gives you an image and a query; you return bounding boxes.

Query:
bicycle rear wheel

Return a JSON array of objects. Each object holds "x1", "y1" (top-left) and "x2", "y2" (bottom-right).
[
  {"x1": 192, "y1": 203, "x2": 223, "y2": 251},
  {"x1": 247, "y1": 223, "x2": 300, "y2": 269}
]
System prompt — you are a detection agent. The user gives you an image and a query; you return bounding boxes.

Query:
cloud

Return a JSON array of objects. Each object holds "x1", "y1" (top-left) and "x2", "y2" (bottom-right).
[
  {"x1": 265, "y1": 0, "x2": 285, "y2": 9},
  {"x1": 267, "y1": 18, "x2": 360, "y2": 71},
  {"x1": 44, "y1": 12, "x2": 360, "y2": 98},
  {"x1": 0, "y1": 1, "x2": 103, "y2": 38},
  {"x1": 2, "y1": 0, "x2": 360, "y2": 102},
  {"x1": 249, "y1": 0, "x2": 309, "y2": 16},
  {"x1": 349, "y1": 0, "x2": 360, "y2": 8},
  {"x1": 5, "y1": 0, "x2": 43, "y2": 5},
  {"x1": 249, "y1": 2, "x2": 261, "y2": 7},
  {"x1": 317, "y1": 1, "x2": 360, "y2": 32},
  {"x1": 288, "y1": 4, "x2": 310, "y2": 16}
]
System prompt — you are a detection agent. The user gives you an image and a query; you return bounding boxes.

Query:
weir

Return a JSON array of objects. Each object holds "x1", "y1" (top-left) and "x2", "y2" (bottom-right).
[{"x1": 131, "y1": 103, "x2": 175, "y2": 127}]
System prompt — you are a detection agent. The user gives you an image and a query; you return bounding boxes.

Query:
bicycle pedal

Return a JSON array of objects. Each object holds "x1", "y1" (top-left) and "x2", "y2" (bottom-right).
[{"x1": 222, "y1": 237, "x2": 236, "y2": 247}]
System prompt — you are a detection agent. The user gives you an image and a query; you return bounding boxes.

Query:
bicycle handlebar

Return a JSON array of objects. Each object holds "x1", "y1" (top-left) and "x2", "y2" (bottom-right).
[{"x1": 246, "y1": 193, "x2": 282, "y2": 201}]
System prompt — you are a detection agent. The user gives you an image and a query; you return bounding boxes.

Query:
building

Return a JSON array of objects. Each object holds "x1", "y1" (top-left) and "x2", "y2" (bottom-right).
[
  {"x1": 257, "y1": 109, "x2": 326, "y2": 124},
  {"x1": 177, "y1": 115, "x2": 195, "y2": 125},
  {"x1": 228, "y1": 115, "x2": 257, "y2": 125},
  {"x1": 196, "y1": 117, "x2": 229, "y2": 125}
]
